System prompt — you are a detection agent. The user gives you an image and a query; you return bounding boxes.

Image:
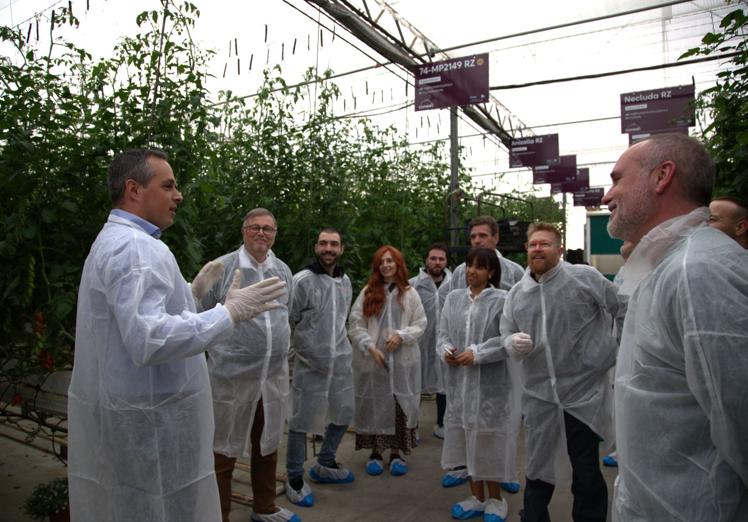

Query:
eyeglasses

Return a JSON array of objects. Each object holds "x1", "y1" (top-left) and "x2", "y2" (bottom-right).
[{"x1": 243, "y1": 225, "x2": 277, "y2": 234}]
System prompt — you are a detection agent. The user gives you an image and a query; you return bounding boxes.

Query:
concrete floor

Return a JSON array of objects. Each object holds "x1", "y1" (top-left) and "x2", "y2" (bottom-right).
[{"x1": 1, "y1": 396, "x2": 617, "y2": 522}]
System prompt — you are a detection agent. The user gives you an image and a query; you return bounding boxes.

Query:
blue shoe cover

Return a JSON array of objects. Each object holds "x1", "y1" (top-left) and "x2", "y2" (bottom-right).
[
  {"x1": 365, "y1": 458, "x2": 383, "y2": 476},
  {"x1": 451, "y1": 497, "x2": 484, "y2": 520},
  {"x1": 603, "y1": 455, "x2": 618, "y2": 467},
  {"x1": 289, "y1": 515, "x2": 301, "y2": 522},
  {"x1": 296, "y1": 493, "x2": 314, "y2": 508},
  {"x1": 390, "y1": 458, "x2": 408, "y2": 476},
  {"x1": 442, "y1": 469, "x2": 470, "y2": 488},
  {"x1": 500, "y1": 481, "x2": 520, "y2": 494},
  {"x1": 285, "y1": 481, "x2": 314, "y2": 507},
  {"x1": 309, "y1": 463, "x2": 355, "y2": 484}
]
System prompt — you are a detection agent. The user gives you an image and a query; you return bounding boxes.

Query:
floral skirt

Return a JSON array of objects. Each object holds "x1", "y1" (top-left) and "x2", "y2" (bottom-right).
[{"x1": 355, "y1": 398, "x2": 418, "y2": 455}]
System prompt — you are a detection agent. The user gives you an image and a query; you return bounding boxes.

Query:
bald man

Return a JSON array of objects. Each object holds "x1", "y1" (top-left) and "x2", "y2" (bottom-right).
[{"x1": 709, "y1": 196, "x2": 748, "y2": 248}]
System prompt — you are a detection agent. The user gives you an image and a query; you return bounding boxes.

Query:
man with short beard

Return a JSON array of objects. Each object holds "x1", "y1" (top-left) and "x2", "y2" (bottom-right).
[
  {"x1": 602, "y1": 133, "x2": 748, "y2": 521},
  {"x1": 501, "y1": 222, "x2": 624, "y2": 522},
  {"x1": 409, "y1": 242, "x2": 452, "y2": 440},
  {"x1": 284, "y1": 228, "x2": 356, "y2": 509}
]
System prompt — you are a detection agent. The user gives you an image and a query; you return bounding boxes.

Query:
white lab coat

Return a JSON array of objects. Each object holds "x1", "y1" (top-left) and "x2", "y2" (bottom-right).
[
  {"x1": 439, "y1": 250, "x2": 524, "y2": 311},
  {"x1": 501, "y1": 261, "x2": 624, "y2": 484},
  {"x1": 409, "y1": 267, "x2": 452, "y2": 394},
  {"x1": 613, "y1": 208, "x2": 748, "y2": 521},
  {"x1": 349, "y1": 284, "x2": 426, "y2": 433},
  {"x1": 438, "y1": 287, "x2": 521, "y2": 482},
  {"x1": 288, "y1": 262, "x2": 354, "y2": 434},
  {"x1": 199, "y1": 247, "x2": 293, "y2": 457},
  {"x1": 68, "y1": 213, "x2": 234, "y2": 522}
]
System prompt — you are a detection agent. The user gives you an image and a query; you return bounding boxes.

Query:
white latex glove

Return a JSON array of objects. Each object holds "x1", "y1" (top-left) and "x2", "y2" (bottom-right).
[
  {"x1": 506, "y1": 332, "x2": 533, "y2": 355},
  {"x1": 224, "y1": 270, "x2": 286, "y2": 324},
  {"x1": 191, "y1": 260, "x2": 224, "y2": 301}
]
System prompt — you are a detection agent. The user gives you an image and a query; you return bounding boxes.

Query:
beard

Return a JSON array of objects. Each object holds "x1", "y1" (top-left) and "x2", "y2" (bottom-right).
[
  {"x1": 318, "y1": 253, "x2": 339, "y2": 267},
  {"x1": 607, "y1": 179, "x2": 655, "y2": 240},
  {"x1": 426, "y1": 265, "x2": 444, "y2": 277}
]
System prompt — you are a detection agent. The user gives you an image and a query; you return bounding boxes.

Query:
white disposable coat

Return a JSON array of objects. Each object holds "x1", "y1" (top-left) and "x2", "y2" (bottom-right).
[
  {"x1": 409, "y1": 267, "x2": 452, "y2": 393},
  {"x1": 199, "y1": 247, "x2": 293, "y2": 457},
  {"x1": 288, "y1": 262, "x2": 354, "y2": 434},
  {"x1": 501, "y1": 261, "x2": 624, "y2": 484},
  {"x1": 613, "y1": 209, "x2": 748, "y2": 521},
  {"x1": 349, "y1": 284, "x2": 426, "y2": 433},
  {"x1": 439, "y1": 250, "x2": 523, "y2": 311},
  {"x1": 68, "y1": 214, "x2": 234, "y2": 522},
  {"x1": 438, "y1": 287, "x2": 521, "y2": 482}
]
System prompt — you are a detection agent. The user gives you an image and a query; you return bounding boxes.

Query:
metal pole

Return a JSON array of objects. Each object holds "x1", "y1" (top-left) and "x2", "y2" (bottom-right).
[
  {"x1": 450, "y1": 106, "x2": 459, "y2": 249},
  {"x1": 562, "y1": 192, "x2": 567, "y2": 252}
]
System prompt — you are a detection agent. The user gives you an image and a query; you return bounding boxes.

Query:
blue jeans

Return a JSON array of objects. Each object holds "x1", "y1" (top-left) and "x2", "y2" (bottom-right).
[{"x1": 286, "y1": 423, "x2": 348, "y2": 481}]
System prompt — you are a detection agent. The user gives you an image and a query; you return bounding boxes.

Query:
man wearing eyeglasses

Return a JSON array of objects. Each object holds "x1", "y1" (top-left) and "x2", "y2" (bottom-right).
[
  {"x1": 501, "y1": 222, "x2": 625, "y2": 522},
  {"x1": 197, "y1": 208, "x2": 298, "y2": 522}
]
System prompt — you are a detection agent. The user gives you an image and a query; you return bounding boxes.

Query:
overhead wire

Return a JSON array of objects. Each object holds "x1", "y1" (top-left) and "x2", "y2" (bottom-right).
[{"x1": 490, "y1": 51, "x2": 740, "y2": 90}]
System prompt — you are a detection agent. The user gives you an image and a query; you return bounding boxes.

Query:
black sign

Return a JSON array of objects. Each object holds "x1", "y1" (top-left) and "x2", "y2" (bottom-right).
[
  {"x1": 573, "y1": 187, "x2": 605, "y2": 207},
  {"x1": 620, "y1": 84, "x2": 695, "y2": 134},
  {"x1": 551, "y1": 167, "x2": 589, "y2": 194},
  {"x1": 533, "y1": 155, "x2": 576, "y2": 185},
  {"x1": 415, "y1": 54, "x2": 489, "y2": 111},
  {"x1": 509, "y1": 133, "x2": 559, "y2": 168}
]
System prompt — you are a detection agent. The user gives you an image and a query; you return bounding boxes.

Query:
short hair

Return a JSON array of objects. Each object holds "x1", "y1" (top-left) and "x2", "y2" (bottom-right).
[
  {"x1": 639, "y1": 133, "x2": 715, "y2": 206},
  {"x1": 527, "y1": 222, "x2": 562, "y2": 246},
  {"x1": 243, "y1": 208, "x2": 276, "y2": 226},
  {"x1": 108, "y1": 148, "x2": 168, "y2": 204},
  {"x1": 465, "y1": 247, "x2": 502, "y2": 288},
  {"x1": 468, "y1": 215, "x2": 499, "y2": 236},
  {"x1": 318, "y1": 227, "x2": 343, "y2": 244},
  {"x1": 712, "y1": 196, "x2": 748, "y2": 219},
  {"x1": 425, "y1": 241, "x2": 449, "y2": 260}
]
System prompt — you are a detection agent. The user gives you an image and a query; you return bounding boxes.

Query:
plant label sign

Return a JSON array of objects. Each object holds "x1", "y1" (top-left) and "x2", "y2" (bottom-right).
[
  {"x1": 533, "y1": 154, "x2": 576, "y2": 185},
  {"x1": 620, "y1": 84, "x2": 695, "y2": 134},
  {"x1": 509, "y1": 133, "x2": 559, "y2": 168},
  {"x1": 573, "y1": 187, "x2": 605, "y2": 207},
  {"x1": 415, "y1": 53, "x2": 489, "y2": 111},
  {"x1": 551, "y1": 167, "x2": 590, "y2": 194}
]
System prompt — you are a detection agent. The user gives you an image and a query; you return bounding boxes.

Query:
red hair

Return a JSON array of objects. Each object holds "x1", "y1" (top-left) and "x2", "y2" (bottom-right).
[{"x1": 363, "y1": 245, "x2": 410, "y2": 318}]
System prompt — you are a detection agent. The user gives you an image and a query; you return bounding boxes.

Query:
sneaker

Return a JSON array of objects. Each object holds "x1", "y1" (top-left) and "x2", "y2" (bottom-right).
[
  {"x1": 389, "y1": 457, "x2": 408, "y2": 476},
  {"x1": 603, "y1": 454, "x2": 618, "y2": 467},
  {"x1": 451, "y1": 496, "x2": 485, "y2": 519},
  {"x1": 250, "y1": 506, "x2": 301, "y2": 522},
  {"x1": 499, "y1": 481, "x2": 520, "y2": 494},
  {"x1": 433, "y1": 424, "x2": 445, "y2": 439},
  {"x1": 309, "y1": 461, "x2": 355, "y2": 484},
  {"x1": 442, "y1": 467, "x2": 470, "y2": 488},
  {"x1": 285, "y1": 480, "x2": 314, "y2": 507},
  {"x1": 365, "y1": 457, "x2": 384, "y2": 476},
  {"x1": 483, "y1": 498, "x2": 508, "y2": 522}
]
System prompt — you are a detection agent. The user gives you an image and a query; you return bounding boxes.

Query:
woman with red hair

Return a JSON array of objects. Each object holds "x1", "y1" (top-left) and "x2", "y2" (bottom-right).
[{"x1": 348, "y1": 245, "x2": 427, "y2": 477}]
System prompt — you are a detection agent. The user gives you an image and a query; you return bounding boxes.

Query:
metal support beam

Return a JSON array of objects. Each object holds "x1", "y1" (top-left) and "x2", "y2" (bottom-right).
[{"x1": 306, "y1": 0, "x2": 527, "y2": 147}]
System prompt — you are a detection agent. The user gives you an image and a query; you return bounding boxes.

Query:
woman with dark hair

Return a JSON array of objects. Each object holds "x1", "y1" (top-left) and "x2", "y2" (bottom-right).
[
  {"x1": 348, "y1": 245, "x2": 427, "y2": 477},
  {"x1": 438, "y1": 247, "x2": 521, "y2": 522}
]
